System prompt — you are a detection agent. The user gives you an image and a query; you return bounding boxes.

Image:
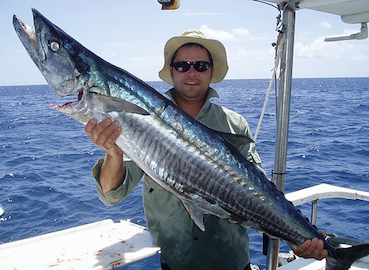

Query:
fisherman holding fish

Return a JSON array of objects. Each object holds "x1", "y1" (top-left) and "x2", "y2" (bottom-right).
[{"x1": 85, "y1": 30, "x2": 327, "y2": 270}]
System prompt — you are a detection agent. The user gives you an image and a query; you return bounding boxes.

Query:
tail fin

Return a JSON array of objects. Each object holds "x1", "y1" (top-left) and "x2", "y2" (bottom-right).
[{"x1": 326, "y1": 244, "x2": 369, "y2": 270}]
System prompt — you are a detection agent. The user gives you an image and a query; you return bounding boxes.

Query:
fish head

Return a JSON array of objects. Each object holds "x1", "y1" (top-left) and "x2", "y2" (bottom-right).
[{"x1": 13, "y1": 8, "x2": 88, "y2": 97}]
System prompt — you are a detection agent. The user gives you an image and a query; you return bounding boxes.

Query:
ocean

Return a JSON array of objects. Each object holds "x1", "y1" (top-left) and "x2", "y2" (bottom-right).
[{"x1": 0, "y1": 77, "x2": 368, "y2": 269}]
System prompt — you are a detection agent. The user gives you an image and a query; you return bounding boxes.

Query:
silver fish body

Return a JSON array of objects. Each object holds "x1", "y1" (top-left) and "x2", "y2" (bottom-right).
[{"x1": 13, "y1": 8, "x2": 369, "y2": 270}]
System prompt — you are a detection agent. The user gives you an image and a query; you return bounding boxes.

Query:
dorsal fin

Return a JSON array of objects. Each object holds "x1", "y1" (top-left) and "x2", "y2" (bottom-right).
[{"x1": 214, "y1": 129, "x2": 253, "y2": 151}]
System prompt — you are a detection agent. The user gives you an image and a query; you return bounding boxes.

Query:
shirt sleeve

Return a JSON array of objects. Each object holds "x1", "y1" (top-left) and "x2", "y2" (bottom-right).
[{"x1": 92, "y1": 156, "x2": 144, "y2": 206}]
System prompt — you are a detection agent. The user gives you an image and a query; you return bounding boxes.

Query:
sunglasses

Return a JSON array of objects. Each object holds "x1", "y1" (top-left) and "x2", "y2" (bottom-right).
[{"x1": 171, "y1": 61, "x2": 213, "y2": 73}]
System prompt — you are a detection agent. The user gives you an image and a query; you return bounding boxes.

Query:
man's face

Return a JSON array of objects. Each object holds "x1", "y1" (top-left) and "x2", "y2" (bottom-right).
[{"x1": 170, "y1": 45, "x2": 214, "y2": 104}]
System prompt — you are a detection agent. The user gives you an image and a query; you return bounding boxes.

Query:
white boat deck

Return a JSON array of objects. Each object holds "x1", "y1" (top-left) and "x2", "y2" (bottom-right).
[{"x1": 0, "y1": 219, "x2": 159, "y2": 270}]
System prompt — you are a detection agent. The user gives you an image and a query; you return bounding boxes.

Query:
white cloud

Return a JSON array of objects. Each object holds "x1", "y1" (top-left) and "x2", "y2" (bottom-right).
[
  {"x1": 294, "y1": 36, "x2": 354, "y2": 60},
  {"x1": 200, "y1": 25, "x2": 251, "y2": 41},
  {"x1": 232, "y1": 27, "x2": 251, "y2": 38},
  {"x1": 321, "y1": 21, "x2": 332, "y2": 29},
  {"x1": 196, "y1": 25, "x2": 276, "y2": 79},
  {"x1": 343, "y1": 28, "x2": 360, "y2": 35},
  {"x1": 200, "y1": 25, "x2": 236, "y2": 41}
]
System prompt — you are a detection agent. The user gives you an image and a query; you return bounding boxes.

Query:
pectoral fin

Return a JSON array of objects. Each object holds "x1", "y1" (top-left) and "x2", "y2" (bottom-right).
[
  {"x1": 181, "y1": 195, "x2": 232, "y2": 232},
  {"x1": 181, "y1": 199, "x2": 206, "y2": 231},
  {"x1": 91, "y1": 92, "x2": 149, "y2": 115}
]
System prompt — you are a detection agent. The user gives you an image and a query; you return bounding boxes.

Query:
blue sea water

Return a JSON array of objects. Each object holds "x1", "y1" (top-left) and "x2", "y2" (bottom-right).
[{"x1": 0, "y1": 77, "x2": 368, "y2": 269}]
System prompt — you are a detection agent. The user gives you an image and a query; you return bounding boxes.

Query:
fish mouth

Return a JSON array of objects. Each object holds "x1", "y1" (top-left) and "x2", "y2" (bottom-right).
[
  {"x1": 14, "y1": 8, "x2": 97, "y2": 115},
  {"x1": 51, "y1": 89, "x2": 85, "y2": 112},
  {"x1": 13, "y1": 8, "x2": 86, "y2": 98},
  {"x1": 13, "y1": 12, "x2": 42, "y2": 64},
  {"x1": 13, "y1": 12, "x2": 79, "y2": 110}
]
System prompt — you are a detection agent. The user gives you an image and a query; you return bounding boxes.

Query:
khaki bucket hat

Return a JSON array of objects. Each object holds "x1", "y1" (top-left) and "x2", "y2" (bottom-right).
[{"x1": 159, "y1": 30, "x2": 228, "y2": 85}]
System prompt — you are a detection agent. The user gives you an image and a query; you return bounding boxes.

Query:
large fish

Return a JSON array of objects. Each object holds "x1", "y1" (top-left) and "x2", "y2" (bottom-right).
[{"x1": 13, "y1": 8, "x2": 369, "y2": 270}]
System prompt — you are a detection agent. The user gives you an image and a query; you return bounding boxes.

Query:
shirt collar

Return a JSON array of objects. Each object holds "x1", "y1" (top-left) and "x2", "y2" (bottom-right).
[{"x1": 164, "y1": 87, "x2": 220, "y2": 119}]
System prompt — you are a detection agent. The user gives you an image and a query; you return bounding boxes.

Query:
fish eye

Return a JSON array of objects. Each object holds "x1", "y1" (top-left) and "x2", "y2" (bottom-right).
[{"x1": 50, "y1": 41, "x2": 60, "y2": 51}]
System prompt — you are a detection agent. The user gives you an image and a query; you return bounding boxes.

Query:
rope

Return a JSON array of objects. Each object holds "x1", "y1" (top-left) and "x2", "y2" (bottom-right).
[{"x1": 253, "y1": 31, "x2": 286, "y2": 142}]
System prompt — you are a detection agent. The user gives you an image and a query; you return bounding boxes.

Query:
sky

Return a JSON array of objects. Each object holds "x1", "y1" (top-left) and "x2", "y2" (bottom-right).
[{"x1": 1, "y1": 0, "x2": 368, "y2": 86}]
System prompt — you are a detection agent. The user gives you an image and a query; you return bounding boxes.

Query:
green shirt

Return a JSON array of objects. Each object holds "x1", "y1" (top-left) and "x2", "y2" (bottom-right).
[{"x1": 92, "y1": 88, "x2": 265, "y2": 270}]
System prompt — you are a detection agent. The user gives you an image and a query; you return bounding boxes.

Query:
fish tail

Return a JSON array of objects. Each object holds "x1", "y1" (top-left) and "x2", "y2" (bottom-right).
[{"x1": 326, "y1": 244, "x2": 369, "y2": 270}]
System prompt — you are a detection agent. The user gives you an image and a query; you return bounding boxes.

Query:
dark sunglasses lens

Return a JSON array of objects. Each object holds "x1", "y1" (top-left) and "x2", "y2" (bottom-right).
[
  {"x1": 194, "y1": 61, "x2": 211, "y2": 72},
  {"x1": 172, "y1": 62, "x2": 191, "y2": 72}
]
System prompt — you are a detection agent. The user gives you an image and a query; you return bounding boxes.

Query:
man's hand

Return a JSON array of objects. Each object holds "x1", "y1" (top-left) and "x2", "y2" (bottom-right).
[
  {"x1": 85, "y1": 118, "x2": 122, "y2": 157},
  {"x1": 85, "y1": 118, "x2": 125, "y2": 193},
  {"x1": 290, "y1": 237, "x2": 328, "y2": 260}
]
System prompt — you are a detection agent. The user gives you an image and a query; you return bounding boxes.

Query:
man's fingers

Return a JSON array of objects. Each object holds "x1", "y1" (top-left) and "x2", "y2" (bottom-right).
[
  {"x1": 93, "y1": 120, "x2": 121, "y2": 150},
  {"x1": 85, "y1": 119, "x2": 97, "y2": 136},
  {"x1": 100, "y1": 123, "x2": 122, "y2": 151},
  {"x1": 292, "y1": 239, "x2": 311, "y2": 255},
  {"x1": 292, "y1": 238, "x2": 328, "y2": 261},
  {"x1": 89, "y1": 119, "x2": 112, "y2": 143},
  {"x1": 84, "y1": 118, "x2": 122, "y2": 151}
]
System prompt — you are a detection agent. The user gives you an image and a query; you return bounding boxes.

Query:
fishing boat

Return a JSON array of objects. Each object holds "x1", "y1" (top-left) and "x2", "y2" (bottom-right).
[
  {"x1": 1, "y1": 0, "x2": 368, "y2": 269},
  {"x1": 241, "y1": 1, "x2": 369, "y2": 269}
]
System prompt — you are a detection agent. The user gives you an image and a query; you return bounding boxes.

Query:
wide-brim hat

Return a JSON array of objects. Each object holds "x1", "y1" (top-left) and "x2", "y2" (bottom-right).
[{"x1": 159, "y1": 30, "x2": 228, "y2": 86}]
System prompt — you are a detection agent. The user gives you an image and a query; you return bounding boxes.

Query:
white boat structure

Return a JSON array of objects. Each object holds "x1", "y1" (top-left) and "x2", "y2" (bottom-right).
[
  {"x1": 1, "y1": 0, "x2": 368, "y2": 269},
  {"x1": 279, "y1": 184, "x2": 369, "y2": 269},
  {"x1": 0, "y1": 184, "x2": 368, "y2": 269}
]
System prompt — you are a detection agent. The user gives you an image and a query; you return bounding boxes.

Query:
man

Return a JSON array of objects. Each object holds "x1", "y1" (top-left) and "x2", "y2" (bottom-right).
[{"x1": 85, "y1": 30, "x2": 327, "y2": 269}]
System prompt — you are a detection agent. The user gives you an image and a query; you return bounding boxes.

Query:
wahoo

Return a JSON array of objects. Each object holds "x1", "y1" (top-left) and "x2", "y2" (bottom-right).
[{"x1": 13, "y1": 8, "x2": 369, "y2": 270}]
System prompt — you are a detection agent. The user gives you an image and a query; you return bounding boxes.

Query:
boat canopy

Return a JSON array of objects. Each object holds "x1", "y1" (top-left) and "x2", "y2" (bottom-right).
[{"x1": 265, "y1": 0, "x2": 369, "y2": 24}]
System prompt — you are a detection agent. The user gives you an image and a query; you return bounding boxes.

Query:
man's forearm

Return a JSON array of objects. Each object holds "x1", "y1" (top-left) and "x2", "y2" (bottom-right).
[{"x1": 99, "y1": 152, "x2": 125, "y2": 193}]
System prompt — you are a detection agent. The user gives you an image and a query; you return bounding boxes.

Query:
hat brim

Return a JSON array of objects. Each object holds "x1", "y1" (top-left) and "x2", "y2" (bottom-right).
[{"x1": 159, "y1": 35, "x2": 228, "y2": 86}]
